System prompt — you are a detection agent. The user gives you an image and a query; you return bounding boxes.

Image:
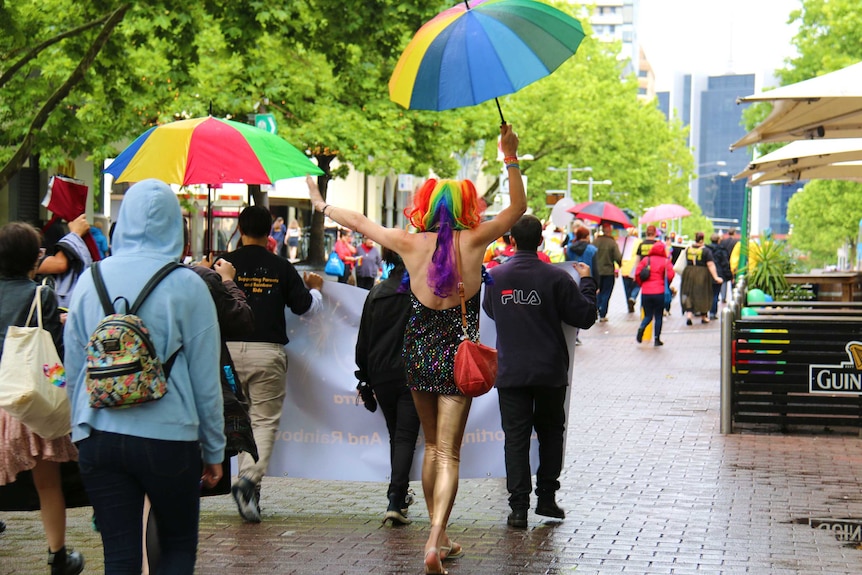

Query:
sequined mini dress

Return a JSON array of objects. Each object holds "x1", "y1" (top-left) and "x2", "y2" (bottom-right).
[{"x1": 403, "y1": 292, "x2": 480, "y2": 395}]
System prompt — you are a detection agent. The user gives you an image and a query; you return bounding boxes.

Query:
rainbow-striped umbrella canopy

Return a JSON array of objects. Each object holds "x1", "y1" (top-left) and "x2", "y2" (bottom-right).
[
  {"x1": 389, "y1": 0, "x2": 584, "y2": 120},
  {"x1": 104, "y1": 116, "x2": 322, "y2": 185}
]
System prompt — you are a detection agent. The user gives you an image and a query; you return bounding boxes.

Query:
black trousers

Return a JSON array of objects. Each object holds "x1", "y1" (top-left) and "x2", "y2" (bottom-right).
[
  {"x1": 373, "y1": 380, "x2": 421, "y2": 502},
  {"x1": 498, "y1": 386, "x2": 567, "y2": 510},
  {"x1": 356, "y1": 276, "x2": 375, "y2": 290}
]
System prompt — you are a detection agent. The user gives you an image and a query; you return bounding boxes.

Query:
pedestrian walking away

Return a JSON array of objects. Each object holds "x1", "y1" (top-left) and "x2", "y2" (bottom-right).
[
  {"x1": 0, "y1": 222, "x2": 85, "y2": 575},
  {"x1": 592, "y1": 221, "x2": 621, "y2": 322},
  {"x1": 677, "y1": 232, "x2": 723, "y2": 325},
  {"x1": 355, "y1": 247, "x2": 420, "y2": 525},
  {"x1": 307, "y1": 122, "x2": 527, "y2": 575},
  {"x1": 220, "y1": 205, "x2": 324, "y2": 524},
  {"x1": 64, "y1": 179, "x2": 225, "y2": 573},
  {"x1": 483, "y1": 215, "x2": 597, "y2": 529},
  {"x1": 634, "y1": 242, "x2": 675, "y2": 346}
]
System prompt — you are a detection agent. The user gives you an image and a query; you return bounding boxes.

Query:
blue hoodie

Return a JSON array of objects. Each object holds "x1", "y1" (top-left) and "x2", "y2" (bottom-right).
[{"x1": 64, "y1": 179, "x2": 225, "y2": 464}]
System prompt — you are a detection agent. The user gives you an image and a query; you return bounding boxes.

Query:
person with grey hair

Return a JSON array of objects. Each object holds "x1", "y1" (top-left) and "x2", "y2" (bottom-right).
[{"x1": 483, "y1": 215, "x2": 597, "y2": 529}]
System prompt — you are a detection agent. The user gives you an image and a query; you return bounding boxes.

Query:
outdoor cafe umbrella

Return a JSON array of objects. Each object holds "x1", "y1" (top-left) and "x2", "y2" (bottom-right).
[
  {"x1": 732, "y1": 138, "x2": 862, "y2": 185},
  {"x1": 388, "y1": 0, "x2": 585, "y2": 124},
  {"x1": 641, "y1": 203, "x2": 691, "y2": 223},
  {"x1": 567, "y1": 200, "x2": 632, "y2": 228},
  {"x1": 730, "y1": 61, "x2": 862, "y2": 150},
  {"x1": 103, "y1": 116, "x2": 323, "y2": 252}
]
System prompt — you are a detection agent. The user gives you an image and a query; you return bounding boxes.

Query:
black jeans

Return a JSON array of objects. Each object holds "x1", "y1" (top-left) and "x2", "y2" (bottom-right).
[
  {"x1": 373, "y1": 380, "x2": 421, "y2": 502},
  {"x1": 639, "y1": 292, "x2": 665, "y2": 340},
  {"x1": 77, "y1": 431, "x2": 203, "y2": 574},
  {"x1": 498, "y1": 386, "x2": 567, "y2": 510}
]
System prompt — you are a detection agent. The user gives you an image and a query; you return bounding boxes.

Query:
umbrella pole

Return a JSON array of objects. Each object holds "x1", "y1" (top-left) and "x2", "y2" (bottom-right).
[
  {"x1": 206, "y1": 185, "x2": 213, "y2": 255},
  {"x1": 495, "y1": 98, "x2": 506, "y2": 126}
]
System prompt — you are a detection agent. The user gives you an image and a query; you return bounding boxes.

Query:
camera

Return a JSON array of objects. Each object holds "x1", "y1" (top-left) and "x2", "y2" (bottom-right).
[{"x1": 356, "y1": 381, "x2": 377, "y2": 413}]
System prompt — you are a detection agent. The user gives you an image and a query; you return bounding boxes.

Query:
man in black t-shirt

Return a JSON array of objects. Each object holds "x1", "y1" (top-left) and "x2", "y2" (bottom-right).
[{"x1": 221, "y1": 206, "x2": 324, "y2": 523}]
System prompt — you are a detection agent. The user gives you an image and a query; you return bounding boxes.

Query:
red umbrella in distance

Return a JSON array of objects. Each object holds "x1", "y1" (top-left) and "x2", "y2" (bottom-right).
[{"x1": 567, "y1": 200, "x2": 632, "y2": 228}]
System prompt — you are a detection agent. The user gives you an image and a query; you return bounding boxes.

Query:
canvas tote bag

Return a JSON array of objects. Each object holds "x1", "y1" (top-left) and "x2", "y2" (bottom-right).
[{"x1": 0, "y1": 285, "x2": 71, "y2": 440}]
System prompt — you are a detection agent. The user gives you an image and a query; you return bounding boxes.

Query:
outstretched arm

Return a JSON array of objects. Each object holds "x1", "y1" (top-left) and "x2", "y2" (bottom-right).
[{"x1": 307, "y1": 176, "x2": 411, "y2": 253}]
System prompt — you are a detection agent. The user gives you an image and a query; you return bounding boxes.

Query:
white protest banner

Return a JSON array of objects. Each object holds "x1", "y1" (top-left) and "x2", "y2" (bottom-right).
[{"x1": 263, "y1": 266, "x2": 580, "y2": 481}]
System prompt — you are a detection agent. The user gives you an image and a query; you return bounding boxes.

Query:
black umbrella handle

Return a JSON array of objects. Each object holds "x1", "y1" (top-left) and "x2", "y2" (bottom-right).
[{"x1": 495, "y1": 98, "x2": 506, "y2": 126}]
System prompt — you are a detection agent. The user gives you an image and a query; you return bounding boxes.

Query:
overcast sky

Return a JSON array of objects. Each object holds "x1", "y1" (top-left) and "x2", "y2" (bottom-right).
[{"x1": 637, "y1": 0, "x2": 801, "y2": 90}]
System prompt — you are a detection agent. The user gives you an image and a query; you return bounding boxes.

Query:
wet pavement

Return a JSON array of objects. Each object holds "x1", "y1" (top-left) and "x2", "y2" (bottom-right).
[{"x1": 3, "y1": 280, "x2": 862, "y2": 574}]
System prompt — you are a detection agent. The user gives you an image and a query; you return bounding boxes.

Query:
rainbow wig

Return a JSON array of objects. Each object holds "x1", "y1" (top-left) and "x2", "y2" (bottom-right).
[{"x1": 404, "y1": 179, "x2": 485, "y2": 298}]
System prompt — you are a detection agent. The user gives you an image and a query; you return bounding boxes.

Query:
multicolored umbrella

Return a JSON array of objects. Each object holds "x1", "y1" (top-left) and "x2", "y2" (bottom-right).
[
  {"x1": 104, "y1": 116, "x2": 322, "y2": 253},
  {"x1": 567, "y1": 201, "x2": 632, "y2": 228},
  {"x1": 389, "y1": 0, "x2": 585, "y2": 123},
  {"x1": 641, "y1": 204, "x2": 691, "y2": 223},
  {"x1": 103, "y1": 116, "x2": 322, "y2": 185}
]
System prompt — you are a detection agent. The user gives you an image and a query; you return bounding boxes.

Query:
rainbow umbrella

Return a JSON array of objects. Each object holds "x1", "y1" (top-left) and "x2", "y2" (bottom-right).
[
  {"x1": 389, "y1": 0, "x2": 585, "y2": 123},
  {"x1": 104, "y1": 116, "x2": 322, "y2": 185},
  {"x1": 104, "y1": 116, "x2": 322, "y2": 253}
]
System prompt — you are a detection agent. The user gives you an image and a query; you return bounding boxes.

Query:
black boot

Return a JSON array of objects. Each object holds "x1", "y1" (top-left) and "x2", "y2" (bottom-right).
[
  {"x1": 47, "y1": 546, "x2": 85, "y2": 575},
  {"x1": 382, "y1": 494, "x2": 411, "y2": 525},
  {"x1": 535, "y1": 497, "x2": 565, "y2": 519}
]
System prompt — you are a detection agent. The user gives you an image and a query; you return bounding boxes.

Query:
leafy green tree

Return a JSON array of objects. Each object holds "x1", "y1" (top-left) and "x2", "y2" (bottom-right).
[
  {"x1": 766, "y1": 0, "x2": 862, "y2": 267},
  {"x1": 786, "y1": 179, "x2": 861, "y2": 268}
]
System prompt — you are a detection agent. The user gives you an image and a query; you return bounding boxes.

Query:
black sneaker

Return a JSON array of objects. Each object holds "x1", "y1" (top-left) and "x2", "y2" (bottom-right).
[
  {"x1": 535, "y1": 498, "x2": 565, "y2": 519},
  {"x1": 654, "y1": 339, "x2": 664, "y2": 347},
  {"x1": 383, "y1": 494, "x2": 412, "y2": 525},
  {"x1": 48, "y1": 547, "x2": 84, "y2": 575},
  {"x1": 627, "y1": 298, "x2": 635, "y2": 313},
  {"x1": 507, "y1": 509, "x2": 528, "y2": 529},
  {"x1": 636, "y1": 327, "x2": 644, "y2": 343},
  {"x1": 231, "y1": 477, "x2": 261, "y2": 523}
]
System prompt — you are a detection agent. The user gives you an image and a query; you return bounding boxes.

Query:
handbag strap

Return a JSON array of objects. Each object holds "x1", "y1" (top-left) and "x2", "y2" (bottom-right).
[
  {"x1": 25, "y1": 285, "x2": 45, "y2": 329},
  {"x1": 454, "y1": 231, "x2": 471, "y2": 341}
]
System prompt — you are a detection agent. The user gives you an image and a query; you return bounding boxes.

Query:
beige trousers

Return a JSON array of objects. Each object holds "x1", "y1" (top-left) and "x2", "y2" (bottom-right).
[{"x1": 226, "y1": 342, "x2": 288, "y2": 486}]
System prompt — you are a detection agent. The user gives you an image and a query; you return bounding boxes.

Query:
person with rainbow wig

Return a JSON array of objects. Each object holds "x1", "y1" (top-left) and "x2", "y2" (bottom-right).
[{"x1": 307, "y1": 123, "x2": 525, "y2": 575}]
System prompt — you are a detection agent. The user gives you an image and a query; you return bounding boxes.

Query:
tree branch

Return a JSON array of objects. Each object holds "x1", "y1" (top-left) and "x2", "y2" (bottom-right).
[
  {"x1": 0, "y1": 4, "x2": 131, "y2": 192},
  {"x1": 0, "y1": 11, "x2": 114, "y2": 90}
]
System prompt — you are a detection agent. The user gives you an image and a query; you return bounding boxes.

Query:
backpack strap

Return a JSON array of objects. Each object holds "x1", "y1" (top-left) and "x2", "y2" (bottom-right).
[
  {"x1": 130, "y1": 262, "x2": 181, "y2": 315},
  {"x1": 133, "y1": 262, "x2": 182, "y2": 378},
  {"x1": 90, "y1": 262, "x2": 116, "y2": 316}
]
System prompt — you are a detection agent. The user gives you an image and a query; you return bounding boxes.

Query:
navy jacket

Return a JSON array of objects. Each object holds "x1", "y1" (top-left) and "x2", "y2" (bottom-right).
[{"x1": 483, "y1": 251, "x2": 597, "y2": 388}]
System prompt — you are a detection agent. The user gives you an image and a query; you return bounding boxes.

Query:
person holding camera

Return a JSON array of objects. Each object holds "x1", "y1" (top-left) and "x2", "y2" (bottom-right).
[{"x1": 355, "y1": 247, "x2": 420, "y2": 525}]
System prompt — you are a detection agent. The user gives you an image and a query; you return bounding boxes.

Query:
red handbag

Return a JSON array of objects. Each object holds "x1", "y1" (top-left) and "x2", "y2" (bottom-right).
[{"x1": 452, "y1": 231, "x2": 497, "y2": 397}]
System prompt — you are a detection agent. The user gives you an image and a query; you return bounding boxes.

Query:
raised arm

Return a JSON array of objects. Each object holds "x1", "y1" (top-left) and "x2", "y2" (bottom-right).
[{"x1": 469, "y1": 124, "x2": 527, "y2": 247}]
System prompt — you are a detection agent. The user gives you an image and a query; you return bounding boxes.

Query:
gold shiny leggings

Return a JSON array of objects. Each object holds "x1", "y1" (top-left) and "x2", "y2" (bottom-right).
[{"x1": 411, "y1": 391, "x2": 472, "y2": 530}]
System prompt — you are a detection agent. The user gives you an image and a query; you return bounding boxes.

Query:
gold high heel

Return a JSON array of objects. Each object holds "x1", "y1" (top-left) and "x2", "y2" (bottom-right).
[{"x1": 424, "y1": 548, "x2": 448, "y2": 574}]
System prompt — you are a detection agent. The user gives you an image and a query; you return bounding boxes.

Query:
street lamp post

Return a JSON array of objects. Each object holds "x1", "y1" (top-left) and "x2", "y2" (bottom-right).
[
  {"x1": 548, "y1": 165, "x2": 592, "y2": 200},
  {"x1": 571, "y1": 177, "x2": 613, "y2": 202}
]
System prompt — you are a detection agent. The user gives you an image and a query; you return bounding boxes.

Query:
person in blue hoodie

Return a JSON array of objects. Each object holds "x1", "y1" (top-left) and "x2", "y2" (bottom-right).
[{"x1": 64, "y1": 179, "x2": 224, "y2": 574}]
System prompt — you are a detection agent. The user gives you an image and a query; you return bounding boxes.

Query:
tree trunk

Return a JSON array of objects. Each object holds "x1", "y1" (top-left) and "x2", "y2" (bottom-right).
[{"x1": 307, "y1": 155, "x2": 335, "y2": 266}]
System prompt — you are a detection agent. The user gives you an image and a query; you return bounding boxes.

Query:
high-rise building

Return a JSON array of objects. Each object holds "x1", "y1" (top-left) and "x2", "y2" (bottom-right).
[
  {"x1": 657, "y1": 70, "x2": 792, "y2": 236},
  {"x1": 588, "y1": 1, "x2": 655, "y2": 100}
]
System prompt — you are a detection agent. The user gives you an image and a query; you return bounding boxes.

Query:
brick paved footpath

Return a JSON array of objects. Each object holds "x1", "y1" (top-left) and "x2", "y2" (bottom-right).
[{"x1": 3, "y1": 282, "x2": 862, "y2": 574}]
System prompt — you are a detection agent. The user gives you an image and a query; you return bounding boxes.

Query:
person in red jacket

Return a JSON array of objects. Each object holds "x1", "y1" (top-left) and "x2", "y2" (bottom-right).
[{"x1": 634, "y1": 241, "x2": 675, "y2": 346}]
